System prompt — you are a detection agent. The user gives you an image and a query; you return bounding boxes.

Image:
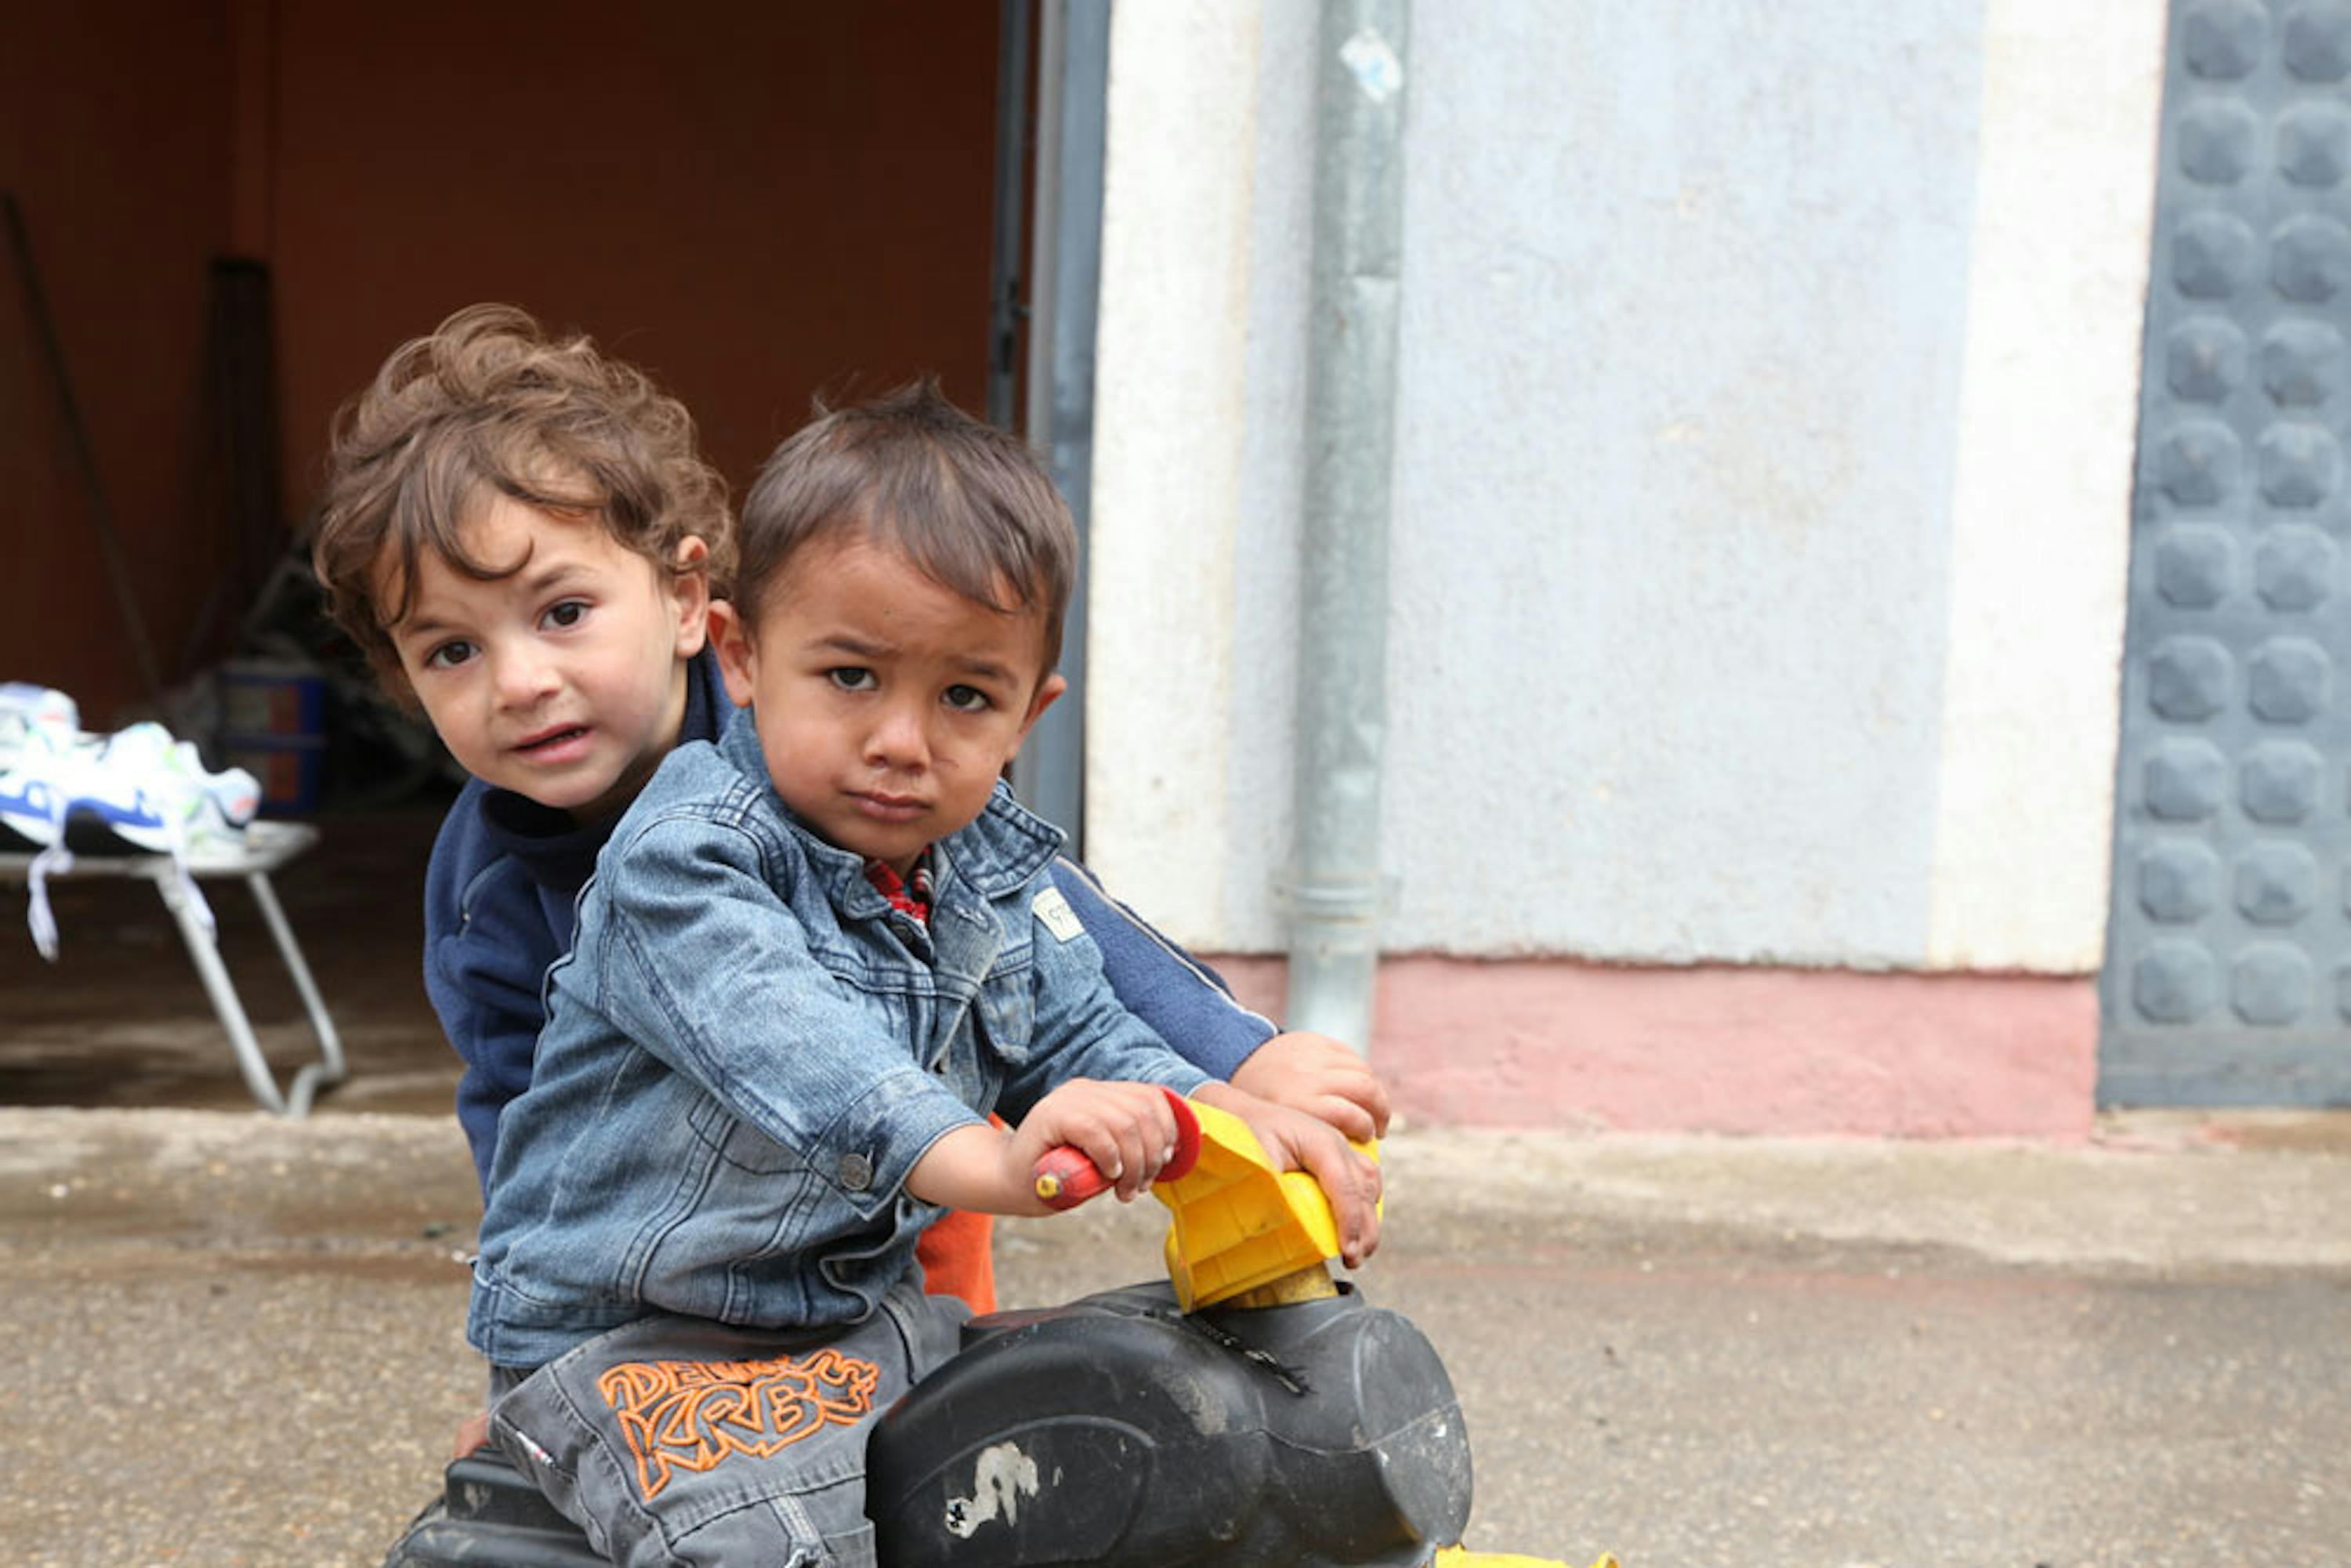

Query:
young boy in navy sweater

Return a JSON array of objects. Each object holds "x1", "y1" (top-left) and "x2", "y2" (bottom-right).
[{"x1": 462, "y1": 380, "x2": 1378, "y2": 1565}]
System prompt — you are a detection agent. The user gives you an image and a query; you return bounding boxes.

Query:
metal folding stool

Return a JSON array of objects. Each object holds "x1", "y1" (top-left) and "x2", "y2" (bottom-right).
[{"x1": 0, "y1": 820, "x2": 347, "y2": 1115}]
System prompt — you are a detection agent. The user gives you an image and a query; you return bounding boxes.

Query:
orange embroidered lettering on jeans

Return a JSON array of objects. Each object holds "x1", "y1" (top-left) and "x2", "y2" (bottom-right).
[{"x1": 596, "y1": 1348, "x2": 881, "y2": 1501}]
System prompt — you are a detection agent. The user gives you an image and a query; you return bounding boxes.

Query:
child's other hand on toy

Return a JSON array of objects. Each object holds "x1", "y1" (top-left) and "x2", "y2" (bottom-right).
[
  {"x1": 1196, "y1": 1084, "x2": 1383, "y2": 1269},
  {"x1": 1010, "y1": 1077, "x2": 1184, "y2": 1206},
  {"x1": 1230, "y1": 1030, "x2": 1392, "y2": 1143},
  {"x1": 453, "y1": 1408, "x2": 491, "y2": 1458}
]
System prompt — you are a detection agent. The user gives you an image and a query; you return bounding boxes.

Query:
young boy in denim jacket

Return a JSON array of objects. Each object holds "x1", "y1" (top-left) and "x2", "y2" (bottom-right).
[
  {"x1": 310, "y1": 308, "x2": 1389, "y2": 1331},
  {"x1": 463, "y1": 382, "x2": 1381, "y2": 1566}
]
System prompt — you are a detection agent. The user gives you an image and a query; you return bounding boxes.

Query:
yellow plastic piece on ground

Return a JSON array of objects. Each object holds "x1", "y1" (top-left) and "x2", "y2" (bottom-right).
[
  {"x1": 1431, "y1": 1552, "x2": 1618, "y2": 1568},
  {"x1": 1153, "y1": 1097, "x2": 1378, "y2": 1310}
]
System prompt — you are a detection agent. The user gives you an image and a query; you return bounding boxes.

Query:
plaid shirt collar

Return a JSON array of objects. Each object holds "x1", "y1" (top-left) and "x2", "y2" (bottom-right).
[{"x1": 862, "y1": 853, "x2": 934, "y2": 926}]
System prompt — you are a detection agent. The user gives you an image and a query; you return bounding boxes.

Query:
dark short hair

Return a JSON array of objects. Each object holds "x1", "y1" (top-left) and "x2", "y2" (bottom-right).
[
  {"x1": 736, "y1": 379, "x2": 1076, "y2": 675},
  {"x1": 311, "y1": 303, "x2": 734, "y2": 686}
]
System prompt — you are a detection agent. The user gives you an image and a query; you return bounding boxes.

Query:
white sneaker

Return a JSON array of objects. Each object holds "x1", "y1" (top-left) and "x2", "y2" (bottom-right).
[
  {"x1": 0, "y1": 763, "x2": 63, "y2": 852},
  {"x1": 7, "y1": 716, "x2": 261, "y2": 958},
  {"x1": 91, "y1": 724, "x2": 260, "y2": 851},
  {"x1": 0, "y1": 684, "x2": 90, "y2": 853},
  {"x1": 0, "y1": 683, "x2": 82, "y2": 767}
]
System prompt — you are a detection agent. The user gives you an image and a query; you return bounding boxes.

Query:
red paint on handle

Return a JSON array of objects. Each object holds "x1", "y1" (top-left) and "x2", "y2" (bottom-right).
[{"x1": 1032, "y1": 1088, "x2": 1201, "y2": 1210}]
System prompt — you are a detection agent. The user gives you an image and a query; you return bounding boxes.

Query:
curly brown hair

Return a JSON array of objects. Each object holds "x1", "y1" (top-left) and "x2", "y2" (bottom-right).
[{"x1": 310, "y1": 304, "x2": 734, "y2": 688}]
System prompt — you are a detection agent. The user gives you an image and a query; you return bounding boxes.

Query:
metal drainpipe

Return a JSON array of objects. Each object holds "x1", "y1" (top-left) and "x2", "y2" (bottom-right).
[{"x1": 1284, "y1": 0, "x2": 1409, "y2": 1053}]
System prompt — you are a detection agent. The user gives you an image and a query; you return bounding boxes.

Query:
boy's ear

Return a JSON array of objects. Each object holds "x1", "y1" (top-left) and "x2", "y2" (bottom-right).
[
  {"x1": 1010, "y1": 673, "x2": 1067, "y2": 753},
  {"x1": 710, "y1": 600, "x2": 757, "y2": 708},
  {"x1": 670, "y1": 537, "x2": 712, "y2": 657}
]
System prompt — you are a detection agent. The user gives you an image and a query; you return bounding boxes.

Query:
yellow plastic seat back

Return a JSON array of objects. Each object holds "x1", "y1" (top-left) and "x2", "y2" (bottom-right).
[{"x1": 1153, "y1": 1097, "x2": 1378, "y2": 1310}]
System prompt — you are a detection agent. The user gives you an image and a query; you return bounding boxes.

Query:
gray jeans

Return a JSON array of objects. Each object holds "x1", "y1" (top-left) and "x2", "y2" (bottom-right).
[{"x1": 487, "y1": 1279, "x2": 967, "y2": 1567}]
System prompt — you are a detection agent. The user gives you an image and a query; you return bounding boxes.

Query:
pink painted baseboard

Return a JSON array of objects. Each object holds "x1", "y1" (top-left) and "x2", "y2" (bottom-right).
[{"x1": 1204, "y1": 954, "x2": 2099, "y2": 1141}]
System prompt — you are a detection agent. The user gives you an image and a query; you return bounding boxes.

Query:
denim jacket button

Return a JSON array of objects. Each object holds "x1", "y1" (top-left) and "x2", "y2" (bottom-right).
[{"x1": 837, "y1": 1152, "x2": 874, "y2": 1191}]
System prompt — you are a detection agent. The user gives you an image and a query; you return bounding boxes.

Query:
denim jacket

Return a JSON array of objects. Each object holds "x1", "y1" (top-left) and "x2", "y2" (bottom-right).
[
  {"x1": 467, "y1": 712, "x2": 1211, "y2": 1369},
  {"x1": 425, "y1": 646, "x2": 1272, "y2": 1198}
]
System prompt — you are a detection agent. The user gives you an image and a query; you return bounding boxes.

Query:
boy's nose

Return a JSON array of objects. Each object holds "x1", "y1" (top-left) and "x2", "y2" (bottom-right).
[
  {"x1": 490, "y1": 646, "x2": 560, "y2": 707},
  {"x1": 864, "y1": 702, "x2": 932, "y2": 773}
]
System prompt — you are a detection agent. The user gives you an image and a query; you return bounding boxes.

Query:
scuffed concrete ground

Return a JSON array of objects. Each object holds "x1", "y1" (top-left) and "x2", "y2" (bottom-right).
[
  {"x1": 5, "y1": 812, "x2": 2349, "y2": 1563},
  {"x1": 5, "y1": 1105, "x2": 2349, "y2": 1567}
]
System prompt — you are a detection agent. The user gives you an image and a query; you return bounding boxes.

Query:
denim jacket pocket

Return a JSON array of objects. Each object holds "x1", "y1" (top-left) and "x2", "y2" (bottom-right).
[
  {"x1": 686, "y1": 1092, "x2": 808, "y2": 1176},
  {"x1": 817, "y1": 1193, "x2": 932, "y2": 1312},
  {"x1": 976, "y1": 983, "x2": 1035, "y2": 1069},
  {"x1": 618, "y1": 1100, "x2": 822, "y2": 1323},
  {"x1": 635, "y1": 1186, "x2": 824, "y2": 1327}
]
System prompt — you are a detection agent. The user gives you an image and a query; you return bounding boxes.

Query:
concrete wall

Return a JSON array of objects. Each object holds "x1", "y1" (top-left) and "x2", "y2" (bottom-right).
[
  {"x1": 1084, "y1": 1, "x2": 2162, "y2": 1132},
  {"x1": 1929, "y1": 0, "x2": 2164, "y2": 972},
  {"x1": 1089, "y1": 5, "x2": 1282, "y2": 946},
  {"x1": 1089, "y1": 0, "x2": 2157, "y2": 976}
]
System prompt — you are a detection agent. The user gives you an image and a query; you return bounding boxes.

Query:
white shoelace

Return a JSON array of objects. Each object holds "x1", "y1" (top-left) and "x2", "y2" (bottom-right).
[{"x1": 25, "y1": 838, "x2": 71, "y2": 961}]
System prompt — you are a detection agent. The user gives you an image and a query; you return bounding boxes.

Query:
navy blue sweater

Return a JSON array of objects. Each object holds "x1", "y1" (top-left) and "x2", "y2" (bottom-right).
[{"x1": 423, "y1": 647, "x2": 1274, "y2": 1191}]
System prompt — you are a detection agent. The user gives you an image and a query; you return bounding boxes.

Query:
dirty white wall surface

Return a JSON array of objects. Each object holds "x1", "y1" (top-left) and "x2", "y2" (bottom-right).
[
  {"x1": 1085, "y1": 2, "x2": 1260, "y2": 944},
  {"x1": 1926, "y1": 0, "x2": 2163, "y2": 972},
  {"x1": 1085, "y1": 1, "x2": 2159, "y2": 972}
]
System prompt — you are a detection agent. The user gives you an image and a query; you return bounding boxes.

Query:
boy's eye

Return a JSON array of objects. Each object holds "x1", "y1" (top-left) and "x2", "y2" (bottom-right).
[
  {"x1": 827, "y1": 668, "x2": 878, "y2": 693},
  {"x1": 542, "y1": 599, "x2": 589, "y2": 630},
  {"x1": 423, "y1": 639, "x2": 478, "y2": 672},
  {"x1": 943, "y1": 684, "x2": 991, "y2": 713}
]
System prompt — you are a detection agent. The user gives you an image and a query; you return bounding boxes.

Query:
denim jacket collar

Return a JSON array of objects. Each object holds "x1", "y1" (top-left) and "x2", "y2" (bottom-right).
[{"x1": 713, "y1": 706, "x2": 1064, "y2": 919}]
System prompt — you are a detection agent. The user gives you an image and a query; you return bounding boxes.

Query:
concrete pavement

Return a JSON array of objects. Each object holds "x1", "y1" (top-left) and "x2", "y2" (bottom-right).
[{"x1": 2, "y1": 1106, "x2": 2346, "y2": 1566}]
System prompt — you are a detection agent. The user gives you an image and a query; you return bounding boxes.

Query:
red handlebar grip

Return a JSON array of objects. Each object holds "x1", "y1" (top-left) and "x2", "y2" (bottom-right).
[
  {"x1": 1032, "y1": 1145, "x2": 1108, "y2": 1210},
  {"x1": 1163, "y1": 1090, "x2": 1201, "y2": 1182},
  {"x1": 1032, "y1": 1088, "x2": 1202, "y2": 1210}
]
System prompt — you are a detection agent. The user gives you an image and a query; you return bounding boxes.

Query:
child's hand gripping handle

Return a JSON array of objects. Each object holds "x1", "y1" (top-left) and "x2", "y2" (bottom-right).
[{"x1": 1033, "y1": 1087, "x2": 1201, "y2": 1210}]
